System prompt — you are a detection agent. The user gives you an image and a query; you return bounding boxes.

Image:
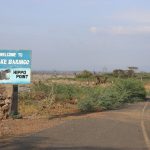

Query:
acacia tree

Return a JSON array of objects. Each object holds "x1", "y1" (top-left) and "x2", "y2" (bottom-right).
[
  {"x1": 113, "y1": 69, "x2": 126, "y2": 78},
  {"x1": 128, "y1": 66, "x2": 138, "y2": 77},
  {"x1": 128, "y1": 67, "x2": 138, "y2": 72}
]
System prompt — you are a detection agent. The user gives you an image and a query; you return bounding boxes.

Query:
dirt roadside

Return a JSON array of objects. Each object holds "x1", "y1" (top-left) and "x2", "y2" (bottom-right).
[
  {"x1": 0, "y1": 110, "x2": 106, "y2": 139},
  {"x1": 0, "y1": 118, "x2": 64, "y2": 138}
]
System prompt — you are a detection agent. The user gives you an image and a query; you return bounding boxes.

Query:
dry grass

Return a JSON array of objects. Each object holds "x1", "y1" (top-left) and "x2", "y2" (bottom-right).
[
  {"x1": 145, "y1": 83, "x2": 150, "y2": 96},
  {"x1": 145, "y1": 83, "x2": 150, "y2": 90},
  {"x1": 19, "y1": 100, "x2": 78, "y2": 119}
]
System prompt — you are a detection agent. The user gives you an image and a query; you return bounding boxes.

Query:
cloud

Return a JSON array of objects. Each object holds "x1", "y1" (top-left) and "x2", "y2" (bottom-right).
[
  {"x1": 89, "y1": 26, "x2": 98, "y2": 33},
  {"x1": 111, "y1": 26, "x2": 150, "y2": 35},
  {"x1": 89, "y1": 26, "x2": 150, "y2": 35},
  {"x1": 112, "y1": 10, "x2": 150, "y2": 24},
  {"x1": 89, "y1": 9, "x2": 150, "y2": 35},
  {"x1": 32, "y1": 0, "x2": 48, "y2": 4}
]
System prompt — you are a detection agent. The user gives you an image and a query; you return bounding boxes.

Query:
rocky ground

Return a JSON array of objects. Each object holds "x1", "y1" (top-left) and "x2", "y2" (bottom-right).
[{"x1": 0, "y1": 85, "x2": 12, "y2": 120}]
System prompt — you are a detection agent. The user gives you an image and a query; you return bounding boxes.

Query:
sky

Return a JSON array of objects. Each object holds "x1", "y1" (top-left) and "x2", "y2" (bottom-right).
[{"x1": 0, "y1": 0, "x2": 150, "y2": 72}]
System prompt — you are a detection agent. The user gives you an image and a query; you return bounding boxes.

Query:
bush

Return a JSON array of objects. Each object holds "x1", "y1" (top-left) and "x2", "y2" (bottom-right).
[
  {"x1": 20, "y1": 79, "x2": 146, "y2": 113},
  {"x1": 75, "y1": 70, "x2": 93, "y2": 79},
  {"x1": 96, "y1": 88, "x2": 128, "y2": 110},
  {"x1": 78, "y1": 87, "x2": 127, "y2": 112},
  {"x1": 78, "y1": 98, "x2": 96, "y2": 112},
  {"x1": 20, "y1": 81, "x2": 84, "y2": 103},
  {"x1": 78, "y1": 79, "x2": 146, "y2": 112},
  {"x1": 54, "y1": 84, "x2": 79, "y2": 101},
  {"x1": 113, "y1": 79, "x2": 146, "y2": 102}
]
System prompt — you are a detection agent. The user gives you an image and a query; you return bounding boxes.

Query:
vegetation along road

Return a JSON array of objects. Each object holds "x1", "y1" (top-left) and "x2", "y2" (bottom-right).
[{"x1": 0, "y1": 100, "x2": 150, "y2": 150}]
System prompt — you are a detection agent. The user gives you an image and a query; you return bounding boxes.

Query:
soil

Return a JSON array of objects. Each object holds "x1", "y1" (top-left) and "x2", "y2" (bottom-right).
[{"x1": 0, "y1": 118, "x2": 64, "y2": 138}]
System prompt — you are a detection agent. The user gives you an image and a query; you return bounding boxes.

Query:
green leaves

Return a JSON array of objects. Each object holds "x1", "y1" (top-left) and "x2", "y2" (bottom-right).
[{"x1": 78, "y1": 79, "x2": 146, "y2": 112}]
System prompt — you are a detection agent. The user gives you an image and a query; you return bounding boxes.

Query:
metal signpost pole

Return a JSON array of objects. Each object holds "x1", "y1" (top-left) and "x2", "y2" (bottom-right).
[{"x1": 11, "y1": 85, "x2": 19, "y2": 116}]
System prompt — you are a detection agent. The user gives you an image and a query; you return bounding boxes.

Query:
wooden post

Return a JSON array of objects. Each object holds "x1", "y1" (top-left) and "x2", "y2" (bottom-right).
[{"x1": 10, "y1": 85, "x2": 19, "y2": 115}]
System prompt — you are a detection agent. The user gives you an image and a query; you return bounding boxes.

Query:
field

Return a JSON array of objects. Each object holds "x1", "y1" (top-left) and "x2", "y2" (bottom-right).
[
  {"x1": 0, "y1": 71, "x2": 150, "y2": 138},
  {"x1": 18, "y1": 71, "x2": 150, "y2": 118}
]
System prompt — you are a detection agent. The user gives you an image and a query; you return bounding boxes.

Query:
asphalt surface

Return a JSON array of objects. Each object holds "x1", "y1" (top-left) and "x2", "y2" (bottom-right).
[{"x1": 0, "y1": 101, "x2": 150, "y2": 150}]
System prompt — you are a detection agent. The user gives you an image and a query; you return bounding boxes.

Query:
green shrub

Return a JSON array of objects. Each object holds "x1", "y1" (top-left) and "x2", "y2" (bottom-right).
[
  {"x1": 54, "y1": 84, "x2": 79, "y2": 101},
  {"x1": 20, "y1": 79, "x2": 146, "y2": 113},
  {"x1": 78, "y1": 79, "x2": 146, "y2": 112},
  {"x1": 113, "y1": 79, "x2": 146, "y2": 102},
  {"x1": 96, "y1": 88, "x2": 127, "y2": 110},
  {"x1": 78, "y1": 87, "x2": 101, "y2": 112},
  {"x1": 20, "y1": 81, "x2": 85, "y2": 103},
  {"x1": 75, "y1": 70, "x2": 93, "y2": 79},
  {"x1": 78, "y1": 98, "x2": 96, "y2": 112}
]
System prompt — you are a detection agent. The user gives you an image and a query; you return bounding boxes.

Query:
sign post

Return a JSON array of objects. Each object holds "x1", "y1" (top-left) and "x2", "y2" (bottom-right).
[
  {"x1": 0, "y1": 50, "x2": 31, "y2": 117},
  {"x1": 11, "y1": 85, "x2": 19, "y2": 115}
]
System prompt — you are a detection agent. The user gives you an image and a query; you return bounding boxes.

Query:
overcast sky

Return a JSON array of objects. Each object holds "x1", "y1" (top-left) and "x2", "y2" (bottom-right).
[{"x1": 0, "y1": 0, "x2": 150, "y2": 72}]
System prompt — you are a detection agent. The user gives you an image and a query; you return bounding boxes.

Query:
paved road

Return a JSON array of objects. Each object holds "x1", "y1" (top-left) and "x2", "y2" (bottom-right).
[{"x1": 0, "y1": 101, "x2": 150, "y2": 150}]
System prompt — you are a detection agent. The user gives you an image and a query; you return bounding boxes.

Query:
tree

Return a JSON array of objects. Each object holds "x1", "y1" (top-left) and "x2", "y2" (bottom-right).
[
  {"x1": 113, "y1": 69, "x2": 126, "y2": 78},
  {"x1": 128, "y1": 67, "x2": 138, "y2": 72},
  {"x1": 128, "y1": 66, "x2": 138, "y2": 77},
  {"x1": 75, "y1": 70, "x2": 93, "y2": 79}
]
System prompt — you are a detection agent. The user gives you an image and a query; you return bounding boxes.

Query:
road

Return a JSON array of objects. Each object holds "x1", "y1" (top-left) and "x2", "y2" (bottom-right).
[{"x1": 0, "y1": 100, "x2": 150, "y2": 150}]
